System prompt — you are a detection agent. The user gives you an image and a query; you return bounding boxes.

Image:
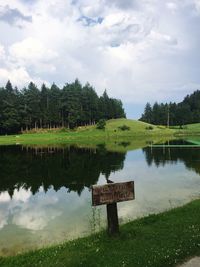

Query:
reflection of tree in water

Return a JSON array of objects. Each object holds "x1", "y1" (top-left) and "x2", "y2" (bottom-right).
[
  {"x1": 0, "y1": 145, "x2": 126, "y2": 197},
  {"x1": 143, "y1": 145, "x2": 200, "y2": 175}
]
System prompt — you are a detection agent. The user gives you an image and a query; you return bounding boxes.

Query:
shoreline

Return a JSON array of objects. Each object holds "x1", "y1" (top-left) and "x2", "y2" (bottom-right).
[
  {"x1": 0, "y1": 119, "x2": 200, "y2": 148},
  {"x1": 1, "y1": 199, "x2": 200, "y2": 267}
]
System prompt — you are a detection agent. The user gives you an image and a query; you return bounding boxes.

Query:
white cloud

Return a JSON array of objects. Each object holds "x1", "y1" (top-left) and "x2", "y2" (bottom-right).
[
  {"x1": 9, "y1": 37, "x2": 57, "y2": 71},
  {"x1": 0, "y1": 0, "x2": 200, "y2": 117},
  {"x1": 149, "y1": 30, "x2": 178, "y2": 46},
  {"x1": 0, "y1": 43, "x2": 5, "y2": 57},
  {"x1": 193, "y1": 0, "x2": 200, "y2": 12},
  {"x1": 0, "y1": 67, "x2": 48, "y2": 87},
  {"x1": 0, "y1": 67, "x2": 30, "y2": 85},
  {"x1": 166, "y1": 2, "x2": 178, "y2": 11},
  {"x1": 0, "y1": 4, "x2": 32, "y2": 27}
]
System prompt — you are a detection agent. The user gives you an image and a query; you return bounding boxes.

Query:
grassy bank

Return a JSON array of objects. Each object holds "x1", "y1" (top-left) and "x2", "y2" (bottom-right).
[
  {"x1": 172, "y1": 123, "x2": 200, "y2": 136},
  {"x1": 0, "y1": 119, "x2": 175, "y2": 147},
  {"x1": 1, "y1": 119, "x2": 200, "y2": 151},
  {"x1": 1, "y1": 199, "x2": 200, "y2": 267}
]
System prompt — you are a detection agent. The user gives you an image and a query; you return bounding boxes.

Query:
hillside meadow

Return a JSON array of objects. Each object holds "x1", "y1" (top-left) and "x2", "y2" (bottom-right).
[{"x1": 0, "y1": 119, "x2": 176, "y2": 147}]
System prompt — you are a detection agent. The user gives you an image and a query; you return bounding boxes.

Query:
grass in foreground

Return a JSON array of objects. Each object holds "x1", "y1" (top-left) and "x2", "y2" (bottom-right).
[{"x1": 1, "y1": 199, "x2": 200, "y2": 267}]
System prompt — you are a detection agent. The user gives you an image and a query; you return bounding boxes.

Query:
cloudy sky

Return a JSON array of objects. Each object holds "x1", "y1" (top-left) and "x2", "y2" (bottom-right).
[{"x1": 0, "y1": 0, "x2": 200, "y2": 118}]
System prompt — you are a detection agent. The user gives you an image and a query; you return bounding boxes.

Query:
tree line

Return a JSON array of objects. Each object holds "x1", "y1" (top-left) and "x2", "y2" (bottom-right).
[
  {"x1": 0, "y1": 145, "x2": 125, "y2": 196},
  {"x1": 0, "y1": 79, "x2": 126, "y2": 134},
  {"x1": 140, "y1": 90, "x2": 200, "y2": 126},
  {"x1": 143, "y1": 144, "x2": 200, "y2": 175}
]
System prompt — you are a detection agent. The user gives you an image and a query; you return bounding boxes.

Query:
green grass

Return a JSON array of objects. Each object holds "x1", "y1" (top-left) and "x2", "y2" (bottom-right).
[
  {"x1": 0, "y1": 119, "x2": 175, "y2": 147},
  {"x1": 186, "y1": 123, "x2": 200, "y2": 130},
  {"x1": 186, "y1": 137, "x2": 200, "y2": 145},
  {"x1": 1, "y1": 118, "x2": 200, "y2": 151},
  {"x1": 1, "y1": 199, "x2": 200, "y2": 267},
  {"x1": 173, "y1": 123, "x2": 200, "y2": 136}
]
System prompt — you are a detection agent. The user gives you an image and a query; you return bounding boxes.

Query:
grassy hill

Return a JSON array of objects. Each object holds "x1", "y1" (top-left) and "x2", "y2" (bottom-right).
[
  {"x1": 0, "y1": 119, "x2": 175, "y2": 148},
  {"x1": 171, "y1": 123, "x2": 200, "y2": 136},
  {"x1": 1, "y1": 118, "x2": 200, "y2": 149}
]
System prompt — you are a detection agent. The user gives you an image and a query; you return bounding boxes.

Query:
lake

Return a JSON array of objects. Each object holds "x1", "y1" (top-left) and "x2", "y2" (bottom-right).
[{"x1": 1, "y1": 139, "x2": 200, "y2": 256}]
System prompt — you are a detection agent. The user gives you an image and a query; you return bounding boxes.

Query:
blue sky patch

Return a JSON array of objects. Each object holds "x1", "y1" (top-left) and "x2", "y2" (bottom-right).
[{"x1": 78, "y1": 16, "x2": 104, "y2": 26}]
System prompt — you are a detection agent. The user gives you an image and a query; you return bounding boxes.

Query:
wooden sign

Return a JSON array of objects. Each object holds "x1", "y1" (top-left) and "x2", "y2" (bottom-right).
[{"x1": 92, "y1": 181, "x2": 134, "y2": 206}]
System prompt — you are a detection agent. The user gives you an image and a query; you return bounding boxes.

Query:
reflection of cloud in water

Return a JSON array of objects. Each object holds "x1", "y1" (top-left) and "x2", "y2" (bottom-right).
[
  {"x1": 1, "y1": 147, "x2": 200, "y2": 256},
  {"x1": 116, "y1": 150, "x2": 200, "y2": 221},
  {"x1": 0, "y1": 192, "x2": 10, "y2": 202},
  {"x1": 0, "y1": 186, "x2": 91, "y2": 233},
  {"x1": 12, "y1": 192, "x2": 61, "y2": 230},
  {"x1": 0, "y1": 189, "x2": 33, "y2": 230},
  {"x1": 0, "y1": 185, "x2": 92, "y2": 256},
  {"x1": 12, "y1": 188, "x2": 32, "y2": 202},
  {"x1": 0, "y1": 187, "x2": 61, "y2": 231},
  {"x1": 0, "y1": 211, "x2": 8, "y2": 229}
]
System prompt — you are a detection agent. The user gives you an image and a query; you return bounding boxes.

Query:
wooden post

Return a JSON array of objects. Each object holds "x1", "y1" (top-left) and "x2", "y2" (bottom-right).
[
  {"x1": 107, "y1": 202, "x2": 119, "y2": 235},
  {"x1": 92, "y1": 181, "x2": 135, "y2": 236}
]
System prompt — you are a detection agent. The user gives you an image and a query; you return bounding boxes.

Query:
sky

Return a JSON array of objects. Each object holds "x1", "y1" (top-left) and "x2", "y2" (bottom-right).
[{"x1": 0, "y1": 0, "x2": 200, "y2": 118}]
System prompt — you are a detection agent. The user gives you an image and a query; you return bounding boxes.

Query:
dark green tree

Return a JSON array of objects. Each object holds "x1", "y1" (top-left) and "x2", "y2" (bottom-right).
[{"x1": 0, "y1": 79, "x2": 126, "y2": 134}]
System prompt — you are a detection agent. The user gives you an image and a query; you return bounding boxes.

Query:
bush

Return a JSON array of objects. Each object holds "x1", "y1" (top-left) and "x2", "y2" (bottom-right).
[
  {"x1": 179, "y1": 125, "x2": 187, "y2": 129},
  {"x1": 118, "y1": 125, "x2": 130, "y2": 131},
  {"x1": 96, "y1": 119, "x2": 106, "y2": 130},
  {"x1": 146, "y1": 126, "x2": 154, "y2": 130},
  {"x1": 59, "y1": 127, "x2": 70, "y2": 132}
]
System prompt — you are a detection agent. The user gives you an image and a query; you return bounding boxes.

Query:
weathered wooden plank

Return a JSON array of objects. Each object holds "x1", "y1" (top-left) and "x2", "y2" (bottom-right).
[{"x1": 92, "y1": 181, "x2": 134, "y2": 206}]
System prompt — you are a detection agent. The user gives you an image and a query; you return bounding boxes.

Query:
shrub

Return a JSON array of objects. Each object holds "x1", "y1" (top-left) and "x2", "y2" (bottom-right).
[
  {"x1": 118, "y1": 125, "x2": 130, "y2": 131},
  {"x1": 96, "y1": 119, "x2": 106, "y2": 130},
  {"x1": 146, "y1": 126, "x2": 154, "y2": 130},
  {"x1": 179, "y1": 125, "x2": 187, "y2": 129},
  {"x1": 59, "y1": 128, "x2": 70, "y2": 132}
]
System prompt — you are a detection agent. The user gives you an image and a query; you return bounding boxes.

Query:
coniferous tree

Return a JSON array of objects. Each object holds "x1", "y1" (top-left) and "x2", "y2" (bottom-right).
[
  {"x1": 0, "y1": 80, "x2": 126, "y2": 134},
  {"x1": 49, "y1": 83, "x2": 61, "y2": 128},
  {"x1": 140, "y1": 103, "x2": 152, "y2": 123},
  {"x1": 140, "y1": 90, "x2": 200, "y2": 126}
]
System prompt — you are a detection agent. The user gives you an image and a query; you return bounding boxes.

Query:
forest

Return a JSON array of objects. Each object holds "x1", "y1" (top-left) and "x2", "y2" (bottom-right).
[
  {"x1": 0, "y1": 79, "x2": 126, "y2": 134},
  {"x1": 140, "y1": 90, "x2": 200, "y2": 126}
]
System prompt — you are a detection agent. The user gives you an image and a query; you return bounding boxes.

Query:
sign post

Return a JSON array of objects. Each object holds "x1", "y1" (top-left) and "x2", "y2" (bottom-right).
[
  {"x1": 106, "y1": 202, "x2": 119, "y2": 235},
  {"x1": 92, "y1": 181, "x2": 135, "y2": 236}
]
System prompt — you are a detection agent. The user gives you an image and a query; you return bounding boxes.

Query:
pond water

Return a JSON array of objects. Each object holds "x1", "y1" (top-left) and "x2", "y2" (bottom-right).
[{"x1": 1, "y1": 140, "x2": 200, "y2": 256}]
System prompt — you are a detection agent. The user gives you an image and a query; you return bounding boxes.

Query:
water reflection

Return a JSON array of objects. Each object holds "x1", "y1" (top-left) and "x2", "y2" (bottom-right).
[
  {"x1": 1, "y1": 142, "x2": 200, "y2": 256},
  {"x1": 143, "y1": 142, "x2": 200, "y2": 175},
  {"x1": 0, "y1": 145, "x2": 127, "y2": 256},
  {"x1": 0, "y1": 145, "x2": 126, "y2": 197}
]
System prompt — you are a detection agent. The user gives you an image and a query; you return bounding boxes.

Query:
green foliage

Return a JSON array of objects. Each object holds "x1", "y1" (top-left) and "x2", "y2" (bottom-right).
[
  {"x1": 145, "y1": 125, "x2": 154, "y2": 130},
  {"x1": 140, "y1": 90, "x2": 200, "y2": 126},
  {"x1": 96, "y1": 119, "x2": 106, "y2": 130},
  {"x1": 118, "y1": 124, "x2": 130, "y2": 131},
  {"x1": 179, "y1": 125, "x2": 188, "y2": 129},
  {"x1": 58, "y1": 128, "x2": 70, "y2": 133},
  {"x1": 0, "y1": 80, "x2": 126, "y2": 134}
]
